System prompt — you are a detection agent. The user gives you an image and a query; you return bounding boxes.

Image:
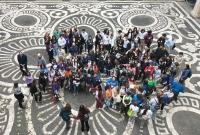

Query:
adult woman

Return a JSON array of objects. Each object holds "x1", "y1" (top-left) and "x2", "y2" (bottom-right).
[
  {"x1": 95, "y1": 85, "x2": 104, "y2": 109},
  {"x1": 30, "y1": 79, "x2": 42, "y2": 102},
  {"x1": 75, "y1": 105, "x2": 90, "y2": 132},
  {"x1": 51, "y1": 35, "x2": 58, "y2": 58},
  {"x1": 24, "y1": 72, "x2": 33, "y2": 88},
  {"x1": 14, "y1": 83, "x2": 25, "y2": 109},
  {"x1": 59, "y1": 103, "x2": 72, "y2": 130}
]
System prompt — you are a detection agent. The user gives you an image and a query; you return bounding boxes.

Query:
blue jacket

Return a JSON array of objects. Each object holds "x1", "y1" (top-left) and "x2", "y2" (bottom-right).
[
  {"x1": 180, "y1": 69, "x2": 192, "y2": 80},
  {"x1": 59, "y1": 108, "x2": 71, "y2": 121},
  {"x1": 170, "y1": 80, "x2": 185, "y2": 93},
  {"x1": 106, "y1": 79, "x2": 118, "y2": 87}
]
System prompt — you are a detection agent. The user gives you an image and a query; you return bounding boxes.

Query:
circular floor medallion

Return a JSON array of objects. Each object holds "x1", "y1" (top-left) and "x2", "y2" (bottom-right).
[
  {"x1": 130, "y1": 15, "x2": 155, "y2": 26},
  {"x1": 0, "y1": 9, "x2": 51, "y2": 33},
  {"x1": 117, "y1": 10, "x2": 169, "y2": 32},
  {"x1": 14, "y1": 15, "x2": 37, "y2": 26}
]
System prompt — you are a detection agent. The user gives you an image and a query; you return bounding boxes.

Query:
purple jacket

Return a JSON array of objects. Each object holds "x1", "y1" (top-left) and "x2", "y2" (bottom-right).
[
  {"x1": 25, "y1": 75, "x2": 33, "y2": 85},
  {"x1": 52, "y1": 81, "x2": 60, "y2": 93}
]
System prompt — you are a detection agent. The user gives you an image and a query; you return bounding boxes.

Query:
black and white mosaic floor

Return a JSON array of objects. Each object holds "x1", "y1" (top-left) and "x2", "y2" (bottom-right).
[{"x1": 0, "y1": 1, "x2": 200, "y2": 135}]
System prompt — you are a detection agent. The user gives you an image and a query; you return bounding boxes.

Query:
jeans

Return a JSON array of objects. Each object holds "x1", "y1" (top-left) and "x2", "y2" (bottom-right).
[
  {"x1": 53, "y1": 48, "x2": 58, "y2": 56},
  {"x1": 73, "y1": 84, "x2": 79, "y2": 95},
  {"x1": 150, "y1": 107, "x2": 157, "y2": 120}
]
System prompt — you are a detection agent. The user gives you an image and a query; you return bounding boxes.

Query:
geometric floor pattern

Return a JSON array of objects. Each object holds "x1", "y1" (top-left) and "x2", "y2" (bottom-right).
[{"x1": 0, "y1": 1, "x2": 200, "y2": 135}]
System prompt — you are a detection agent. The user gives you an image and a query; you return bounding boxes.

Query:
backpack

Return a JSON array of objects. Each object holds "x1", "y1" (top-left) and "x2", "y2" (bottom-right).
[{"x1": 127, "y1": 108, "x2": 134, "y2": 117}]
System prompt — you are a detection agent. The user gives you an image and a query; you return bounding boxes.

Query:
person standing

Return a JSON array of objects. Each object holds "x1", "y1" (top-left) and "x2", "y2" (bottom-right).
[
  {"x1": 95, "y1": 85, "x2": 104, "y2": 109},
  {"x1": 87, "y1": 35, "x2": 94, "y2": 53},
  {"x1": 39, "y1": 72, "x2": 47, "y2": 93},
  {"x1": 75, "y1": 105, "x2": 90, "y2": 132},
  {"x1": 128, "y1": 102, "x2": 139, "y2": 123},
  {"x1": 81, "y1": 29, "x2": 89, "y2": 52},
  {"x1": 179, "y1": 64, "x2": 192, "y2": 83},
  {"x1": 37, "y1": 53, "x2": 47, "y2": 68},
  {"x1": 17, "y1": 51, "x2": 28, "y2": 76},
  {"x1": 23, "y1": 72, "x2": 33, "y2": 88},
  {"x1": 144, "y1": 30, "x2": 153, "y2": 48},
  {"x1": 149, "y1": 95, "x2": 160, "y2": 120},
  {"x1": 30, "y1": 79, "x2": 42, "y2": 102},
  {"x1": 95, "y1": 31, "x2": 102, "y2": 52},
  {"x1": 58, "y1": 35, "x2": 66, "y2": 49},
  {"x1": 14, "y1": 83, "x2": 25, "y2": 109},
  {"x1": 44, "y1": 33, "x2": 53, "y2": 63},
  {"x1": 59, "y1": 103, "x2": 72, "y2": 130}
]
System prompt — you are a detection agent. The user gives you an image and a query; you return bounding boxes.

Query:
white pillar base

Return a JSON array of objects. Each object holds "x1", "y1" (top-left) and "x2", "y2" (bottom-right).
[{"x1": 191, "y1": 0, "x2": 200, "y2": 18}]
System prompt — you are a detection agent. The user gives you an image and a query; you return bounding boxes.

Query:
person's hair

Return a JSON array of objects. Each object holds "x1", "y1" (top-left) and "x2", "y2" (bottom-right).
[
  {"x1": 179, "y1": 52, "x2": 183, "y2": 55},
  {"x1": 162, "y1": 33, "x2": 167, "y2": 37},
  {"x1": 186, "y1": 64, "x2": 190, "y2": 69},
  {"x1": 142, "y1": 108, "x2": 148, "y2": 115},
  {"x1": 65, "y1": 103, "x2": 71, "y2": 111},
  {"x1": 14, "y1": 82, "x2": 18, "y2": 88},
  {"x1": 79, "y1": 105, "x2": 85, "y2": 112}
]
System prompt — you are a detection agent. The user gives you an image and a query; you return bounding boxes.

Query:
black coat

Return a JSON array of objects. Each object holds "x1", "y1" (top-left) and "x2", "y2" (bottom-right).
[
  {"x1": 17, "y1": 54, "x2": 27, "y2": 65},
  {"x1": 30, "y1": 85, "x2": 38, "y2": 96}
]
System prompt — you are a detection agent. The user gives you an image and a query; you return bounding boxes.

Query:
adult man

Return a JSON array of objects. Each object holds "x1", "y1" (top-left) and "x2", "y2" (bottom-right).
[
  {"x1": 58, "y1": 35, "x2": 66, "y2": 49},
  {"x1": 81, "y1": 29, "x2": 88, "y2": 52},
  {"x1": 37, "y1": 53, "x2": 46, "y2": 68},
  {"x1": 144, "y1": 30, "x2": 153, "y2": 48},
  {"x1": 95, "y1": 31, "x2": 102, "y2": 52},
  {"x1": 157, "y1": 33, "x2": 167, "y2": 47},
  {"x1": 17, "y1": 51, "x2": 28, "y2": 75}
]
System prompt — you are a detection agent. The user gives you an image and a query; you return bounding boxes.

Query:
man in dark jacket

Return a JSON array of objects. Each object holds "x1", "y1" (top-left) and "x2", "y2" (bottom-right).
[
  {"x1": 17, "y1": 51, "x2": 28, "y2": 75},
  {"x1": 157, "y1": 33, "x2": 167, "y2": 47},
  {"x1": 155, "y1": 45, "x2": 169, "y2": 63}
]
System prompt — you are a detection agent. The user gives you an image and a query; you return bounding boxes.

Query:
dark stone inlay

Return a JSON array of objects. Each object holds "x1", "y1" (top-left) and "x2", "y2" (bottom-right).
[
  {"x1": 14, "y1": 15, "x2": 37, "y2": 26},
  {"x1": 131, "y1": 15, "x2": 155, "y2": 26},
  {"x1": 173, "y1": 111, "x2": 200, "y2": 135}
]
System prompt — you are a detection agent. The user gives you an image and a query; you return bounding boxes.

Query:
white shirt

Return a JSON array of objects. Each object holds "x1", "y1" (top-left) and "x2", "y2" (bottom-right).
[
  {"x1": 58, "y1": 48, "x2": 65, "y2": 57},
  {"x1": 129, "y1": 104, "x2": 139, "y2": 117},
  {"x1": 149, "y1": 97, "x2": 158, "y2": 109},
  {"x1": 109, "y1": 36, "x2": 116, "y2": 47},
  {"x1": 165, "y1": 38, "x2": 175, "y2": 48},
  {"x1": 140, "y1": 109, "x2": 153, "y2": 120},
  {"x1": 123, "y1": 39, "x2": 129, "y2": 49},
  {"x1": 81, "y1": 32, "x2": 88, "y2": 42},
  {"x1": 59, "y1": 69, "x2": 65, "y2": 77},
  {"x1": 138, "y1": 32, "x2": 147, "y2": 39},
  {"x1": 58, "y1": 37, "x2": 66, "y2": 48},
  {"x1": 103, "y1": 34, "x2": 110, "y2": 45}
]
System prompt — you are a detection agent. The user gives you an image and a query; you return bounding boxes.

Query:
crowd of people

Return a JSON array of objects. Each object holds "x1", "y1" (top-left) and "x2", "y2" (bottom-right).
[{"x1": 14, "y1": 26, "x2": 192, "y2": 131}]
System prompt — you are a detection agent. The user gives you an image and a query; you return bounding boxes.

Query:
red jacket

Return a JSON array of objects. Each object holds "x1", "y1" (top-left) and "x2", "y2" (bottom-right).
[{"x1": 144, "y1": 66, "x2": 154, "y2": 75}]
